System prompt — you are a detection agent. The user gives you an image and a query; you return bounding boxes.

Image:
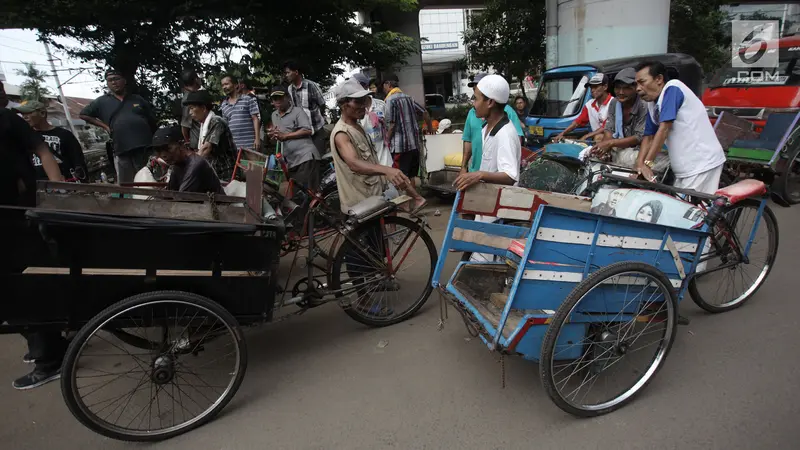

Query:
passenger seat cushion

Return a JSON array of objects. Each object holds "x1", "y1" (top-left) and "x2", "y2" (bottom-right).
[{"x1": 715, "y1": 179, "x2": 766, "y2": 204}]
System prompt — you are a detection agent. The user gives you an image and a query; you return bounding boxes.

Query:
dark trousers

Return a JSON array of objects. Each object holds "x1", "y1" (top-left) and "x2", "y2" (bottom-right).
[
  {"x1": 0, "y1": 264, "x2": 67, "y2": 371},
  {"x1": 23, "y1": 331, "x2": 67, "y2": 370},
  {"x1": 312, "y1": 129, "x2": 328, "y2": 155},
  {"x1": 344, "y1": 222, "x2": 385, "y2": 299}
]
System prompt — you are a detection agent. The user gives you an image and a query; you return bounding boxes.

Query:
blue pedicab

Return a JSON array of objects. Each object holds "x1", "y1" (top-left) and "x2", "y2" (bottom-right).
[{"x1": 433, "y1": 178, "x2": 777, "y2": 416}]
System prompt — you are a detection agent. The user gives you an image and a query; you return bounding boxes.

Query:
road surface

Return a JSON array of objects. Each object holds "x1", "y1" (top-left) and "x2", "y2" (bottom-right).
[{"x1": 1, "y1": 198, "x2": 798, "y2": 449}]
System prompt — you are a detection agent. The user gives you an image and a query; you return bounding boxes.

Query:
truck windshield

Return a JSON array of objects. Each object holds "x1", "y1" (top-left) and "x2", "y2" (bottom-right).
[
  {"x1": 709, "y1": 56, "x2": 800, "y2": 87},
  {"x1": 528, "y1": 73, "x2": 589, "y2": 117}
]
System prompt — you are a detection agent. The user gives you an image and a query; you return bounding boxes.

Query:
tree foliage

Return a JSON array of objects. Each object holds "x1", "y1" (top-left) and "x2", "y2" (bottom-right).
[
  {"x1": 13, "y1": 62, "x2": 52, "y2": 102},
  {"x1": 668, "y1": 0, "x2": 730, "y2": 77},
  {"x1": 462, "y1": 0, "x2": 546, "y2": 89},
  {"x1": 1, "y1": 0, "x2": 419, "y2": 114}
]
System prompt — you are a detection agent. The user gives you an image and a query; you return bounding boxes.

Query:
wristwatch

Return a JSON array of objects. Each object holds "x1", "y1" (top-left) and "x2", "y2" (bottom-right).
[{"x1": 644, "y1": 159, "x2": 655, "y2": 169}]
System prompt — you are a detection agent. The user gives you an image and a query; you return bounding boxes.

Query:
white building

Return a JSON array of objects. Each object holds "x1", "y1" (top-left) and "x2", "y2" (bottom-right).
[{"x1": 419, "y1": 8, "x2": 481, "y2": 99}]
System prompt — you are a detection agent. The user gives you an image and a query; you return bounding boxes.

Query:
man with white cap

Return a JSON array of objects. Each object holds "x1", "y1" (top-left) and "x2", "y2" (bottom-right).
[
  {"x1": 460, "y1": 72, "x2": 524, "y2": 175},
  {"x1": 453, "y1": 74, "x2": 521, "y2": 191},
  {"x1": 555, "y1": 72, "x2": 612, "y2": 142},
  {"x1": 330, "y1": 78, "x2": 426, "y2": 214}
]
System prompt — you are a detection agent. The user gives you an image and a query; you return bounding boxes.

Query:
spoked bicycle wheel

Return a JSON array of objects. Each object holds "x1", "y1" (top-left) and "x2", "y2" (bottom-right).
[
  {"x1": 330, "y1": 215, "x2": 437, "y2": 327},
  {"x1": 61, "y1": 290, "x2": 247, "y2": 442},
  {"x1": 541, "y1": 262, "x2": 678, "y2": 417},
  {"x1": 688, "y1": 199, "x2": 778, "y2": 313}
]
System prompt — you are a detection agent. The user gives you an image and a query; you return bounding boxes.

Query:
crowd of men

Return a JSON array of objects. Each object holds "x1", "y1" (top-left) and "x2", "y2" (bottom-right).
[
  {"x1": 0, "y1": 55, "x2": 726, "y2": 388},
  {"x1": 551, "y1": 61, "x2": 725, "y2": 196}
]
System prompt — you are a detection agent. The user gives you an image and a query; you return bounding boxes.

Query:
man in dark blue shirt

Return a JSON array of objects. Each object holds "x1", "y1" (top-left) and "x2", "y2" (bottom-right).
[{"x1": 79, "y1": 69, "x2": 157, "y2": 184}]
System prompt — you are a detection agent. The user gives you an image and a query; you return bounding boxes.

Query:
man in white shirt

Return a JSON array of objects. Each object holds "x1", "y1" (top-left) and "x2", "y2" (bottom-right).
[
  {"x1": 453, "y1": 74, "x2": 521, "y2": 191},
  {"x1": 555, "y1": 73, "x2": 613, "y2": 142},
  {"x1": 634, "y1": 61, "x2": 726, "y2": 194}
]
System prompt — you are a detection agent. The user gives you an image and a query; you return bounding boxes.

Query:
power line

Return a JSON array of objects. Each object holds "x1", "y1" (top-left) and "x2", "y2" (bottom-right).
[
  {"x1": 0, "y1": 43, "x2": 46, "y2": 56},
  {"x1": 0, "y1": 35, "x2": 39, "y2": 45},
  {"x1": 0, "y1": 60, "x2": 93, "y2": 72}
]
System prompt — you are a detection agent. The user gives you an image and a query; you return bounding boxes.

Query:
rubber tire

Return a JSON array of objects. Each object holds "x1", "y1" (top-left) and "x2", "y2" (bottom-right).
[
  {"x1": 61, "y1": 290, "x2": 248, "y2": 442},
  {"x1": 540, "y1": 261, "x2": 678, "y2": 417},
  {"x1": 775, "y1": 143, "x2": 800, "y2": 205},
  {"x1": 688, "y1": 200, "x2": 779, "y2": 313},
  {"x1": 331, "y1": 215, "x2": 437, "y2": 327}
]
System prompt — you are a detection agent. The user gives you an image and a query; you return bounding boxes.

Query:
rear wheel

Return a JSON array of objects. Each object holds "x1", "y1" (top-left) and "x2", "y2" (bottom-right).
[
  {"x1": 330, "y1": 215, "x2": 437, "y2": 327},
  {"x1": 62, "y1": 290, "x2": 246, "y2": 442},
  {"x1": 541, "y1": 262, "x2": 677, "y2": 417},
  {"x1": 775, "y1": 140, "x2": 800, "y2": 205},
  {"x1": 688, "y1": 200, "x2": 778, "y2": 313}
]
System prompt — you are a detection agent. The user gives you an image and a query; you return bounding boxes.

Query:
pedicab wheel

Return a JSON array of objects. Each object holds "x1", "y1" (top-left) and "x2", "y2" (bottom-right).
[
  {"x1": 775, "y1": 141, "x2": 800, "y2": 205},
  {"x1": 688, "y1": 200, "x2": 779, "y2": 313},
  {"x1": 330, "y1": 215, "x2": 436, "y2": 327},
  {"x1": 61, "y1": 290, "x2": 247, "y2": 442},
  {"x1": 540, "y1": 262, "x2": 678, "y2": 417}
]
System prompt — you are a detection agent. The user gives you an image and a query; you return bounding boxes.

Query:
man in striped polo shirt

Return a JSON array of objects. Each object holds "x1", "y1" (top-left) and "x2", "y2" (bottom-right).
[{"x1": 220, "y1": 74, "x2": 261, "y2": 151}]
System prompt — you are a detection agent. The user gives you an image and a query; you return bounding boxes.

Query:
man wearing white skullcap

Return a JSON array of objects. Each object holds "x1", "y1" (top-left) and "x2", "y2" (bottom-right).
[{"x1": 454, "y1": 74, "x2": 521, "y2": 191}]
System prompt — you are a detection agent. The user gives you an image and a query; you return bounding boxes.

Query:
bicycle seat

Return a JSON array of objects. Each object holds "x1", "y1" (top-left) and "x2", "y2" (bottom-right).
[
  {"x1": 347, "y1": 195, "x2": 395, "y2": 223},
  {"x1": 715, "y1": 179, "x2": 767, "y2": 204}
]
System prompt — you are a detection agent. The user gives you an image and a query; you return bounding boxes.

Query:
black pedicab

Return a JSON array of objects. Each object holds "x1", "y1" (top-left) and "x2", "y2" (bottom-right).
[{"x1": 0, "y1": 177, "x2": 436, "y2": 441}]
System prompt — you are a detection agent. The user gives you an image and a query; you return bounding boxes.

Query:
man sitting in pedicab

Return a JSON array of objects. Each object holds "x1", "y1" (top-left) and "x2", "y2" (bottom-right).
[
  {"x1": 150, "y1": 126, "x2": 224, "y2": 194},
  {"x1": 554, "y1": 73, "x2": 613, "y2": 143},
  {"x1": 590, "y1": 67, "x2": 669, "y2": 172}
]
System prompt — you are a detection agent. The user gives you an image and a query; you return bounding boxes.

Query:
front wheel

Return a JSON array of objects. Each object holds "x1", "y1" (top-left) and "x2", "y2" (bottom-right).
[
  {"x1": 541, "y1": 262, "x2": 678, "y2": 417},
  {"x1": 688, "y1": 199, "x2": 778, "y2": 313},
  {"x1": 61, "y1": 290, "x2": 247, "y2": 442},
  {"x1": 330, "y1": 215, "x2": 437, "y2": 327}
]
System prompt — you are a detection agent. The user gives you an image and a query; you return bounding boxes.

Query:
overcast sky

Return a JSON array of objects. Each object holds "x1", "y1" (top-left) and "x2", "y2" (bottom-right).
[{"x1": 0, "y1": 29, "x2": 104, "y2": 99}]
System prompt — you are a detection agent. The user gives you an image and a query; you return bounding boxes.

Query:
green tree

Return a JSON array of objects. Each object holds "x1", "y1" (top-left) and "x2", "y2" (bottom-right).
[
  {"x1": 668, "y1": 0, "x2": 731, "y2": 77},
  {"x1": 461, "y1": 0, "x2": 547, "y2": 95},
  {"x1": 2, "y1": 0, "x2": 419, "y2": 114},
  {"x1": 13, "y1": 62, "x2": 52, "y2": 102}
]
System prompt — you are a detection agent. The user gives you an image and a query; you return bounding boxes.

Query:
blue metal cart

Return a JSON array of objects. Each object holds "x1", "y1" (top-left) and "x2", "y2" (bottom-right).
[{"x1": 434, "y1": 179, "x2": 777, "y2": 416}]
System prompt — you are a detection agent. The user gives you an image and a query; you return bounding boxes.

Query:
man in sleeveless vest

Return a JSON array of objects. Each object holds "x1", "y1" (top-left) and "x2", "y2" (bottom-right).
[
  {"x1": 329, "y1": 78, "x2": 425, "y2": 214},
  {"x1": 634, "y1": 61, "x2": 726, "y2": 194}
]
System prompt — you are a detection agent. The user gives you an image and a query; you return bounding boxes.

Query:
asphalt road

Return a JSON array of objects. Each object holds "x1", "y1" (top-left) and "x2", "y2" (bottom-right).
[{"x1": 1, "y1": 198, "x2": 799, "y2": 449}]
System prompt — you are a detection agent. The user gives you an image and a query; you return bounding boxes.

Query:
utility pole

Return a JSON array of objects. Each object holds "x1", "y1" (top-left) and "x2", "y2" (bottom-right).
[{"x1": 43, "y1": 39, "x2": 77, "y2": 136}]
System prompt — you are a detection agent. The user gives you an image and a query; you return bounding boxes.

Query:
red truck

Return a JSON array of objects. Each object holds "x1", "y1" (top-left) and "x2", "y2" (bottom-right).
[
  {"x1": 703, "y1": 35, "x2": 800, "y2": 129},
  {"x1": 703, "y1": 35, "x2": 800, "y2": 203}
]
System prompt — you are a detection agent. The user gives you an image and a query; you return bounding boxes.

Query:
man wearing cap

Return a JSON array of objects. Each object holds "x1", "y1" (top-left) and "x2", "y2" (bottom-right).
[
  {"x1": 454, "y1": 74, "x2": 521, "y2": 192},
  {"x1": 555, "y1": 73, "x2": 613, "y2": 142},
  {"x1": 461, "y1": 72, "x2": 524, "y2": 175},
  {"x1": 15, "y1": 100, "x2": 88, "y2": 182},
  {"x1": 592, "y1": 68, "x2": 668, "y2": 171},
  {"x1": 79, "y1": 69, "x2": 157, "y2": 184},
  {"x1": 184, "y1": 90, "x2": 237, "y2": 181},
  {"x1": 383, "y1": 74, "x2": 433, "y2": 180},
  {"x1": 330, "y1": 78, "x2": 426, "y2": 214},
  {"x1": 150, "y1": 126, "x2": 223, "y2": 194},
  {"x1": 352, "y1": 73, "x2": 391, "y2": 167},
  {"x1": 269, "y1": 85, "x2": 320, "y2": 190}
]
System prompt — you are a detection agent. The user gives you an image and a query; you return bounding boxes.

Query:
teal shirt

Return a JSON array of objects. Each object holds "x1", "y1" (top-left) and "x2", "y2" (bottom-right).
[{"x1": 462, "y1": 105, "x2": 524, "y2": 172}]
